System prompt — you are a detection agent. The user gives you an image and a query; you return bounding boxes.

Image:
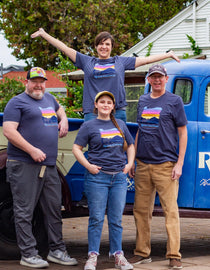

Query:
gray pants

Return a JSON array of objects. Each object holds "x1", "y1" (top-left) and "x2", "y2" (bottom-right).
[{"x1": 6, "y1": 160, "x2": 65, "y2": 257}]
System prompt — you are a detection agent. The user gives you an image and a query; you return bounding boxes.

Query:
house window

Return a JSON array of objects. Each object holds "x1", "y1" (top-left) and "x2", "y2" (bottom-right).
[
  {"x1": 125, "y1": 84, "x2": 145, "y2": 122},
  {"x1": 204, "y1": 84, "x2": 210, "y2": 116},
  {"x1": 174, "y1": 79, "x2": 192, "y2": 104}
]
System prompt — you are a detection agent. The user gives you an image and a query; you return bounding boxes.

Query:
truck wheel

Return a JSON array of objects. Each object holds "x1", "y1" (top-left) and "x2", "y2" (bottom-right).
[
  {"x1": 0, "y1": 197, "x2": 49, "y2": 260},
  {"x1": 0, "y1": 198, "x2": 19, "y2": 259},
  {"x1": 0, "y1": 198, "x2": 48, "y2": 260}
]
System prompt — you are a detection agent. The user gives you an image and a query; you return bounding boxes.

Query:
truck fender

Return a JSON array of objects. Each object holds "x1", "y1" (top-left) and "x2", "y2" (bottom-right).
[{"x1": 57, "y1": 166, "x2": 72, "y2": 212}]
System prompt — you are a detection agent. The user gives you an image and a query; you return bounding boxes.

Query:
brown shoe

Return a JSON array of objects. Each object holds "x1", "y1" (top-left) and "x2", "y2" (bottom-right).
[
  {"x1": 169, "y1": 259, "x2": 182, "y2": 269},
  {"x1": 129, "y1": 255, "x2": 152, "y2": 265}
]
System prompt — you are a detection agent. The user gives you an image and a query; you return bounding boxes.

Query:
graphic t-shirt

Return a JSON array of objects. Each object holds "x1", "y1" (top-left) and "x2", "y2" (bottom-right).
[
  {"x1": 3, "y1": 92, "x2": 60, "y2": 165},
  {"x1": 74, "y1": 52, "x2": 136, "y2": 113},
  {"x1": 74, "y1": 118, "x2": 134, "y2": 172},
  {"x1": 136, "y1": 91, "x2": 188, "y2": 164}
]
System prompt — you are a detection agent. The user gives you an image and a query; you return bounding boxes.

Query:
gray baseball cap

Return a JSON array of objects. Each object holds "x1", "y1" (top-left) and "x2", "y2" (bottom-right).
[{"x1": 148, "y1": 64, "x2": 167, "y2": 76}]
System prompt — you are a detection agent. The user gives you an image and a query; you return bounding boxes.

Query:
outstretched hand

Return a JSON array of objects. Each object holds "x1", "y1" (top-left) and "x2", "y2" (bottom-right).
[
  {"x1": 167, "y1": 50, "x2": 180, "y2": 63},
  {"x1": 31, "y1": 28, "x2": 45, "y2": 38}
]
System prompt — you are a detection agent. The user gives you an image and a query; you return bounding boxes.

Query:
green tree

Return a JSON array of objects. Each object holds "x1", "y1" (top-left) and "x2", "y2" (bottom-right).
[
  {"x1": 0, "y1": 0, "x2": 189, "y2": 68},
  {"x1": 0, "y1": 77, "x2": 25, "y2": 112}
]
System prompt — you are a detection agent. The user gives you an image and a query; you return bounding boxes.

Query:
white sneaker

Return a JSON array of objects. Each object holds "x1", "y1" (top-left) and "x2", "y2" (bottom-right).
[
  {"x1": 47, "y1": 249, "x2": 78, "y2": 265},
  {"x1": 84, "y1": 252, "x2": 98, "y2": 270},
  {"x1": 115, "y1": 251, "x2": 133, "y2": 270},
  {"x1": 20, "y1": 255, "x2": 49, "y2": 268}
]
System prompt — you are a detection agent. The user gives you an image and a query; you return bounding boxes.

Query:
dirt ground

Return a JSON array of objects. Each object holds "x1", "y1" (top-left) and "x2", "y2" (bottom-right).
[{"x1": 1, "y1": 215, "x2": 210, "y2": 269}]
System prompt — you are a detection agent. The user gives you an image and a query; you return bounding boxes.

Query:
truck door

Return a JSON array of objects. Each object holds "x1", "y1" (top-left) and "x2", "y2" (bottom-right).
[{"x1": 194, "y1": 78, "x2": 210, "y2": 208}]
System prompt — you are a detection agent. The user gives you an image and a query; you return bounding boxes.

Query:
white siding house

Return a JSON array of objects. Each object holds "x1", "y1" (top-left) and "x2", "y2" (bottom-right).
[{"x1": 122, "y1": 0, "x2": 210, "y2": 60}]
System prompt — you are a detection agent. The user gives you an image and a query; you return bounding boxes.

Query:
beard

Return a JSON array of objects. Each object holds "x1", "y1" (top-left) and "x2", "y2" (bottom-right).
[
  {"x1": 26, "y1": 87, "x2": 44, "y2": 100},
  {"x1": 29, "y1": 91, "x2": 44, "y2": 100}
]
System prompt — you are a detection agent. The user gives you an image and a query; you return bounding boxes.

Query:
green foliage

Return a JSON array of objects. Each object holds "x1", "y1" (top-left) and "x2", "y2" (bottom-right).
[
  {"x1": 182, "y1": 52, "x2": 189, "y2": 59},
  {"x1": 51, "y1": 52, "x2": 84, "y2": 118},
  {"x1": 0, "y1": 77, "x2": 25, "y2": 112},
  {"x1": 0, "y1": 0, "x2": 189, "y2": 68},
  {"x1": 186, "y1": 34, "x2": 202, "y2": 56},
  {"x1": 174, "y1": 79, "x2": 192, "y2": 104},
  {"x1": 146, "y1": 42, "x2": 153, "y2": 57},
  {"x1": 125, "y1": 85, "x2": 145, "y2": 122}
]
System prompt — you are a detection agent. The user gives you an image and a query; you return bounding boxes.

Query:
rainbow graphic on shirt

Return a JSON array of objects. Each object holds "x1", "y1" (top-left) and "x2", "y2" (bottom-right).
[
  {"x1": 93, "y1": 63, "x2": 116, "y2": 78},
  {"x1": 39, "y1": 107, "x2": 58, "y2": 126},
  {"x1": 100, "y1": 128, "x2": 123, "y2": 147},
  {"x1": 140, "y1": 106, "x2": 162, "y2": 127}
]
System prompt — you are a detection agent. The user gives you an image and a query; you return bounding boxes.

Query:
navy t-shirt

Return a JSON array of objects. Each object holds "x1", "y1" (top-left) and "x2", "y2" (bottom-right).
[
  {"x1": 136, "y1": 91, "x2": 188, "y2": 164},
  {"x1": 74, "y1": 52, "x2": 136, "y2": 113},
  {"x1": 74, "y1": 118, "x2": 134, "y2": 172},
  {"x1": 3, "y1": 92, "x2": 60, "y2": 165}
]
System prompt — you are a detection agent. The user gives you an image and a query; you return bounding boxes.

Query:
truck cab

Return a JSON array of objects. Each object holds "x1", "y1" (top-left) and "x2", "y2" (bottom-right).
[
  {"x1": 158, "y1": 59, "x2": 210, "y2": 210},
  {"x1": 0, "y1": 59, "x2": 210, "y2": 259}
]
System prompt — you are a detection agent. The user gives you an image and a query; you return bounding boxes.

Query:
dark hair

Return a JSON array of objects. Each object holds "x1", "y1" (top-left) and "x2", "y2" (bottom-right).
[{"x1": 94, "y1": 31, "x2": 115, "y2": 48}]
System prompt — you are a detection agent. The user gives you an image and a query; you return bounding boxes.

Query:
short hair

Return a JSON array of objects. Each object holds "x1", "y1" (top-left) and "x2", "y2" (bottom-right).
[{"x1": 94, "y1": 31, "x2": 115, "y2": 48}]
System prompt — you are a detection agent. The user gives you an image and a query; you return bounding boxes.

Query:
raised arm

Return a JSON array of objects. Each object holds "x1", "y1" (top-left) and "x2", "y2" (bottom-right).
[
  {"x1": 135, "y1": 50, "x2": 180, "y2": 68},
  {"x1": 31, "y1": 28, "x2": 77, "y2": 62}
]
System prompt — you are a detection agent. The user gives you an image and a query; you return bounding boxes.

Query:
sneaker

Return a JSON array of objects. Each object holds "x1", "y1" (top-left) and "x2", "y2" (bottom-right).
[
  {"x1": 84, "y1": 252, "x2": 98, "y2": 270},
  {"x1": 76, "y1": 195, "x2": 88, "y2": 208},
  {"x1": 20, "y1": 255, "x2": 49, "y2": 268},
  {"x1": 129, "y1": 255, "x2": 152, "y2": 265},
  {"x1": 47, "y1": 249, "x2": 78, "y2": 266},
  {"x1": 169, "y1": 259, "x2": 182, "y2": 269},
  {"x1": 115, "y1": 251, "x2": 133, "y2": 270}
]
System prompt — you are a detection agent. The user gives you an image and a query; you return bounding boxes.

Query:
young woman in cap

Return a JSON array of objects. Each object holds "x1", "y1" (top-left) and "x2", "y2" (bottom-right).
[
  {"x1": 31, "y1": 28, "x2": 180, "y2": 122},
  {"x1": 72, "y1": 91, "x2": 135, "y2": 270}
]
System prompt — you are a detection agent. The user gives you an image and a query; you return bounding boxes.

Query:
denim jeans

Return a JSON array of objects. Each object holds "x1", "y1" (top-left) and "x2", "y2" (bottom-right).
[
  {"x1": 84, "y1": 109, "x2": 126, "y2": 123},
  {"x1": 84, "y1": 170, "x2": 128, "y2": 255}
]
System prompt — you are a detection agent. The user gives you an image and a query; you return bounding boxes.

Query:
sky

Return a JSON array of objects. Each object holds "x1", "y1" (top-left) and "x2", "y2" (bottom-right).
[{"x1": 0, "y1": 32, "x2": 26, "y2": 68}]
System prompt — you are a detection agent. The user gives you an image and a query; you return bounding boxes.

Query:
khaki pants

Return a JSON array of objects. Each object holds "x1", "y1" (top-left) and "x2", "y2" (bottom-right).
[{"x1": 133, "y1": 160, "x2": 181, "y2": 259}]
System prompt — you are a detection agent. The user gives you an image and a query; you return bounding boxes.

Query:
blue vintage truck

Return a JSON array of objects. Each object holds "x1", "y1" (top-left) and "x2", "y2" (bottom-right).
[{"x1": 0, "y1": 59, "x2": 210, "y2": 259}]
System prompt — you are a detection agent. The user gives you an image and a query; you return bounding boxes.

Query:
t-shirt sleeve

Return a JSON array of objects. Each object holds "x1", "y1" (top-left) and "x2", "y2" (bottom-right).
[
  {"x1": 117, "y1": 119, "x2": 134, "y2": 145},
  {"x1": 74, "y1": 122, "x2": 89, "y2": 147},
  {"x1": 119, "y1": 56, "x2": 136, "y2": 70},
  {"x1": 53, "y1": 96, "x2": 60, "y2": 112},
  {"x1": 75, "y1": 52, "x2": 92, "y2": 70},
  {"x1": 173, "y1": 96, "x2": 188, "y2": 127},
  {"x1": 3, "y1": 97, "x2": 21, "y2": 123}
]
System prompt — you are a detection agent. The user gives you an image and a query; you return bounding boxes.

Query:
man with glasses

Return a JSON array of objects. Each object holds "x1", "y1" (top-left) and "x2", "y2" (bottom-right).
[
  {"x1": 129, "y1": 64, "x2": 188, "y2": 269},
  {"x1": 3, "y1": 67, "x2": 78, "y2": 268}
]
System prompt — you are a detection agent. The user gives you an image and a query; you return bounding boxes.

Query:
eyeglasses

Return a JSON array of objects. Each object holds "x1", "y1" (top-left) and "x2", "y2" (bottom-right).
[{"x1": 149, "y1": 75, "x2": 165, "y2": 80}]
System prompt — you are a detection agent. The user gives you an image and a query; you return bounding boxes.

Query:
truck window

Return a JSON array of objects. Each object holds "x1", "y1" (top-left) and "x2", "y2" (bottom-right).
[
  {"x1": 174, "y1": 79, "x2": 192, "y2": 104},
  {"x1": 125, "y1": 84, "x2": 145, "y2": 122},
  {"x1": 204, "y1": 84, "x2": 210, "y2": 116}
]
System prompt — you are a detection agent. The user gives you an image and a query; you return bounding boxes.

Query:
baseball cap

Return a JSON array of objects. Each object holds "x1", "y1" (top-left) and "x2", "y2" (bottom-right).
[
  {"x1": 27, "y1": 67, "x2": 47, "y2": 80},
  {"x1": 94, "y1": 91, "x2": 115, "y2": 103},
  {"x1": 148, "y1": 64, "x2": 167, "y2": 77}
]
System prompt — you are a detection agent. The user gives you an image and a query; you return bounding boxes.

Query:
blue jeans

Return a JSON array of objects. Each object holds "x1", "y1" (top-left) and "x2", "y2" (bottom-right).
[
  {"x1": 84, "y1": 170, "x2": 128, "y2": 255},
  {"x1": 84, "y1": 109, "x2": 126, "y2": 122}
]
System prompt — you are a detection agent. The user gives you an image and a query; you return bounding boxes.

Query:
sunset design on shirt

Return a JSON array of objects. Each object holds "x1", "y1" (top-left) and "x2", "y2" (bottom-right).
[
  {"x1": 93, "y1": 63, "x2": 116, "y2": 78},
  {"x1": 99, "y1": 128, "x2": 123, "y2": 147},
  {"x1": 140, "y1": 107, "x2": 162, "y2": 127},
  {"x1": 39, "y1": 107, "x2": 58, "y2": 126}
]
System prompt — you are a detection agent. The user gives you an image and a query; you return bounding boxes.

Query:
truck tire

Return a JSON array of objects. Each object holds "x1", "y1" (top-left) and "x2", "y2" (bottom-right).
[
  {"x1": 0, "y1": 198, "x2": 48, "y2": 260},
  {"x1": 0, "y1": 149, "x2": 48, "y2": 260}
]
